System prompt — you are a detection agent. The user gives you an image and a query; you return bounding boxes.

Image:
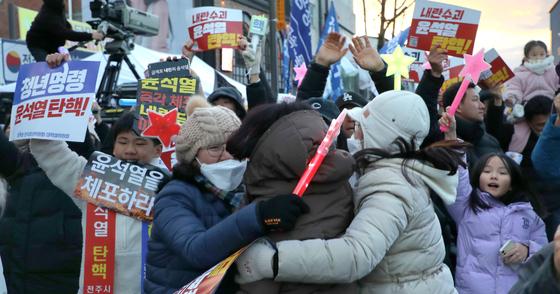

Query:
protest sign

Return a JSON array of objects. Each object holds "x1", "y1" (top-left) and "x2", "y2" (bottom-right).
[
  {"x1": 440, "y1": 64, "x2": 465, "y2": 93},
  {"x1": 408, "y1": 0, "x2": 481, "y2": 57},
  {"x1": 479, "y1": 48, "x2": 515, "y2": 88},
  {"x1": 175, "y1": 246, "x2": 249, "y2": 294},
  {"x1": 83, "y1": 204, "x2": 116, "y2": 294},
  {"x1": 134, "y1": 76, "x2": 198, "y2": 148},
  {"x1": 9, "y1": 61, "x2": 99, "y2": 142},
  {"x1": 74, "y1": 151, "x2": 170, "y2": 222},
  {"x1": 186, "y1": 7, "x2": 243, "y2": 52},
  {"x1": 148, "y1": 59, "x2": 190, "y2": 78}
]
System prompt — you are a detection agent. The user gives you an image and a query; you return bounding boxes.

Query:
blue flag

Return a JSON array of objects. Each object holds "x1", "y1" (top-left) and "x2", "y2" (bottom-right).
[
  {"x1": 288, "y1": 0, "x2": 312, "y2": 67},
  {"x1": 317, "y1": 2, "x2": 343, "y2": 100},
  {"x1": 282, "y1": 35, "x2": 292, "y2": 93},
  {"x1": 379, "y1": 27, "x2": 410, "y2": 54}
]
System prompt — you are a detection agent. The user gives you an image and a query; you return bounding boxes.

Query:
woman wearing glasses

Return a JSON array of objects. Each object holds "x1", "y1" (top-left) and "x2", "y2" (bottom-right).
[{"x1": 144, "y1": 97, "x2": 309, "y2": 294}]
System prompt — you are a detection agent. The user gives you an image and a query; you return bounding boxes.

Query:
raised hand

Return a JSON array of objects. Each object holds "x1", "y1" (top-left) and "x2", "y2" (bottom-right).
[
  {"x1": 349, "y1": 36, "x2": 384, "y2": 72},
  {"x1": 428, "y1": 45, "x2": 448, "y2": 77},
  {"x1": 181, "y1": 39, "x2": 195, "y2": 60},
  {"x1": 314, "y1": 32, "x2": 348, "y2": 67},
  {"x1": 46, "y1": 53, "x2": 70, "y2": 68},
  {"x1": 438, "y1": 107, "x2": 457, "y2": 140}
]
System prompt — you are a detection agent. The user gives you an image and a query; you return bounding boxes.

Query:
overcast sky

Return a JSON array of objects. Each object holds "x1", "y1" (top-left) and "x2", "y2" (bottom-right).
[{"x1": 353, "y1": 0, "x2": 556, "y2": 69}]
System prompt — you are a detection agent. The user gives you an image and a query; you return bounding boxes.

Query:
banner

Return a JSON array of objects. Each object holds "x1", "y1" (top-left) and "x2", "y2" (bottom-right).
[
  {"x1": 480, "y1": 48, "x2": 515, "y2": 88},
  {"x1": 318, "y1": 2, "x2": 343, "y2": 100},
  {"x1": 9, "y1": 61, "x2": 99, "y2": 142},
  {"x1": 74, "y1": 151, "x2": 170, "y2": 222},
  {"x1": 407, "y1": 0, "x2": 480, "y2": 57},
  {"x1": 186, "y1": 7, "x2": 243, "y2": 52},
  {"x1": 1, "y1": 39, "x2": 35, "y2": 84},
  {"x1": 175, "y1": 246, "x2": 249, "y2": 294},
  {"x1": 83, "y1": 204, "x2": 116, "y2": 294},
  {"x1": 288, "y1": 0, "x2": 312, "y2": 67},
  {"x1": 134, "y1": 77, "x2": 198, "y2": 143}
]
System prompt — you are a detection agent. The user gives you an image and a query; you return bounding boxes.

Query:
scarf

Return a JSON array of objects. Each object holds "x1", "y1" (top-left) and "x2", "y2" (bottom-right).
[
  {"x1": 193, "y1": 175, "x2": 245, "y2": 209},
  {"x1": 524, "y1": 56, "x2": 554, "y2": 75}
]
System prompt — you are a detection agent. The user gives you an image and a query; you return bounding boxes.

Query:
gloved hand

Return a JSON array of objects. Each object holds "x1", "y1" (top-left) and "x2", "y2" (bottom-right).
[
  {"x1": 235, "y1": 238, "x2": 277, "y2": 284},
  {"x1": 257, "y1": 194, "x2": 309, "y2": 233},
  {"x1": 238, "y1": 35, "x2": 265, "y2": 76}
]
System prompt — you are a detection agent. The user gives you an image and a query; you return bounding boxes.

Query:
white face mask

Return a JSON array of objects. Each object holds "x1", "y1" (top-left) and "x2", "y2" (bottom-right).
[{"x1": 198, "y1": 159, "x2": 248, "y2": 192}]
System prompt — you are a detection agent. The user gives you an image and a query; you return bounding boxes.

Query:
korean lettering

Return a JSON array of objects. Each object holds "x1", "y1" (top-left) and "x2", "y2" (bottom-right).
[
  {"x1": 92, "y1": 153, "x2": 112, "y2": 174},
  {"x1": 97, "y1": 182, "x2": 119, "y2": 203},
  {"x1": 128, "y1": 165, "x2": 148, "y2": 187},
  {"x1": 431, "y1": 36, "x2": 472, "y2": 55},
  {"x1": 145, "y1": 170, "x2": 165, "y2": 192},
  {"x1": 81, "y1": 176, "x2": 103, "y2": 199},
  {"x1": 141, "y1": 78, "x2": 160, "y2": 91}
]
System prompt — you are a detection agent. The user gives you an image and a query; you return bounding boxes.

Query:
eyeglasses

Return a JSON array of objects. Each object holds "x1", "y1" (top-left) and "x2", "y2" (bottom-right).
[{"x1": 202, "y1": 144, "x2": 226, "y2": 158}]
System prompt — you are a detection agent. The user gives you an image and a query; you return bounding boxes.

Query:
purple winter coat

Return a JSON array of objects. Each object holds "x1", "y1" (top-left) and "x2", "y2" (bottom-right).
[{"x1": 446, "y1": 165, "x2": 547, "y2": 294}]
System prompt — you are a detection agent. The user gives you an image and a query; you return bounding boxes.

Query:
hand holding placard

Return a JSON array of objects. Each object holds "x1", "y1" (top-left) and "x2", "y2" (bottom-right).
[{"x1": 440, "y1": 48, "x2": 491, "y2": 132}]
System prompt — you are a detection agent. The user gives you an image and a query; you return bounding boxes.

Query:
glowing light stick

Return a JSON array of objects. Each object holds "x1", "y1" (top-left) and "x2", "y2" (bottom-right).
[
  {"x1": 440, "y1": 48, "x2": 491, "y2": 132},
  {"x1": 293, "y1": 108, "x2": 347, "y2": 197}
]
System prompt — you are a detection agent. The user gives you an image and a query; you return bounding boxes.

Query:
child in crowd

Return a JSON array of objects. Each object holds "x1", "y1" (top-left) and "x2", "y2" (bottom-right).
[
  {"x1": 504, "y1": 41, "x2": 559, "y2": 153},
  {"x1": 440, "y1": 111, "x2": 548, "y2": 294}
]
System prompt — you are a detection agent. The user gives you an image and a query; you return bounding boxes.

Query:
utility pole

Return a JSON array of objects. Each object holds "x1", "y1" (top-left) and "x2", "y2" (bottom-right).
[{"x1": 268, "y1": 0, "x2": 278, "y2": 97}]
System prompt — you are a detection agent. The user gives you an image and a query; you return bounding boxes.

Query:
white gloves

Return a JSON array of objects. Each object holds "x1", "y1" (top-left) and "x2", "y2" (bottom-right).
[{"x1": 235, "y1": 238, "x2": 276, "y2": 284}]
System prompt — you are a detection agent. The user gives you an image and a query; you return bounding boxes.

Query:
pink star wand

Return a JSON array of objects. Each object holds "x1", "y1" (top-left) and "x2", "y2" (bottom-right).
[
  {"x1": 293, "y1": 109, "x2": 347, "y2": 197},
  {"x1": 440, "y1": 48, "x2": 491, "y2": 132}
]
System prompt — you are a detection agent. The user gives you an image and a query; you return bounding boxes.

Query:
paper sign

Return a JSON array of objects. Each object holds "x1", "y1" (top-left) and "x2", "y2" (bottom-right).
[
  {"x1": 480, "y1": 48, "x2": 514, "y2": 88},
  {"x1": 186, "y1": 7, "x2": 243, "y2": 52},
  {"x1": 74, "y1": 152, "x2": 170, "y2": 222},
  {"x1": 408, "y1": 0, "x2": 481, "y2": 57},
  {"x1": 175, "y1": 246, "x2": 248, "y2": 294},
  {"x1": 249, "y1": 15, "x2": 268, "y2": 36},
  {"x1": 9, "y1": 61, "x2": 99, "y2": 142},
  {"x1": 134, "y1": 77, "x2": 198, "y2": 136},
  {"x1": 440, "y1": 64, "x2": 465, "y2": 93},
  {"x1": 148, "y1": 59, "x2": 190, "y2": 78}
]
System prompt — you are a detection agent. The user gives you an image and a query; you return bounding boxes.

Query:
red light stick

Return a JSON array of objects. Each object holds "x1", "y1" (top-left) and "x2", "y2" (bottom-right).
[{"x1": 293, "y1": 109, "x2": 348, "y2": 197}]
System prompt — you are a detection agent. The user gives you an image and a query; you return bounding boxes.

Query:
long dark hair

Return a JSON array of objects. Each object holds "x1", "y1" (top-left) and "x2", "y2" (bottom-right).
[
  {"x1": 469, "y1": 153, "x2": 546, "y2": 217},
  {"x1": 522, "y1": 40, "x2": 548, "y2": 65},
  {"x1": 226, "y1": 102, "x2": 313, "y2": 159},
  {"x1": 354, "y1": 137, "x2": 468, "y2": 185}
]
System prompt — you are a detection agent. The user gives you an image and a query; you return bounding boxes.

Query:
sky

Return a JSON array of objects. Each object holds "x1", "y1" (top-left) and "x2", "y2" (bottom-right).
[{"x1": 353, "y1": 0, "x2": 556, "y2": 68}]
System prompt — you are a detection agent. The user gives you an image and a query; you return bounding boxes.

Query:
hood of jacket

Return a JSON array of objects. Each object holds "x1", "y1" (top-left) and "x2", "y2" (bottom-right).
[
  {"x1": 362, "y1": 158, "x2": 459, "y2": 205},
  {"x1": 244, "y1": 110, "x2": 355, "y2": 198}
]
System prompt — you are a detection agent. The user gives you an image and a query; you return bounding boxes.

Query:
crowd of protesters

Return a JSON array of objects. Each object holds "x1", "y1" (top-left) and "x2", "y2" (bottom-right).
[{"x1": 0, "y1": 4, "x2": 560, "y2": 293}]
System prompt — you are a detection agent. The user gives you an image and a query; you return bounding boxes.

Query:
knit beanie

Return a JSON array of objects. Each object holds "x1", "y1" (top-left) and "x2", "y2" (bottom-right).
[
  {"x1": 358, "y1": 90, "x2": 429, "y2": 153},
  {"x1": 175, "y1": 97, "x2": 241, "y2": 164}
]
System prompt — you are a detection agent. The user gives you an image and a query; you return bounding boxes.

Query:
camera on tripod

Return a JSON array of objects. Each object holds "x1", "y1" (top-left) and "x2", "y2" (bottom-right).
[{"x1": 87, "y1": 0, "x2": 160, "y2": 107}]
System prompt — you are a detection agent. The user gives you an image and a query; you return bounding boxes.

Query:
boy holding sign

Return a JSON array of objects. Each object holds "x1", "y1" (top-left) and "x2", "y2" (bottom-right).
[{"x1": 28, "y1": 53, "x2": 166, "y2": 294}]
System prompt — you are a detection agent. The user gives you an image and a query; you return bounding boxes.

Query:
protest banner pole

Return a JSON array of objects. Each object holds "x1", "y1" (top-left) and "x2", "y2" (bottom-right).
[{"x1": 269, "y1": 0, "x2": 278, "y2": 97}]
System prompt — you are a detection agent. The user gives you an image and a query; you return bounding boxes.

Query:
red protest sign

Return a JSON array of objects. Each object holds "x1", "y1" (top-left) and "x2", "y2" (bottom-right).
[
  {"x1": 408, "y1": 0, "x2": 481, "y2": 57},
  {"x1": 480, "y1": 48, "x2": 515, "y2": 88},
  {"x1": 186, "y1": 7, "x2": 243, "y2": 52},
  {"x1": 440, "y1": 64, "x2": 465, "y2": 93}
]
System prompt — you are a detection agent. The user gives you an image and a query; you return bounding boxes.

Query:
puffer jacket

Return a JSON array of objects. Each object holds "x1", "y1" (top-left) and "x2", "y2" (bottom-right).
[
  {"x1": 504, "y1": 62, "x2": 558, "y2": 105},
  {"x1": 29, "y1": 139, "x2": 161, "y2": 294},
  {"x1": 239, "y1": 110, "x2": 356, "y2": 293},
  {"x1": 145, "y1": 178, "x2": 263, "y2": 294},
  {"x1": 446, "y1": 164, "x2": 547, "y2": 294},
  {"x1": 271, "y1": 158, "x2": 458, "y2": 294},
  {"x1": 0, "y1": 133, "x2": 82, "y2": 294}
]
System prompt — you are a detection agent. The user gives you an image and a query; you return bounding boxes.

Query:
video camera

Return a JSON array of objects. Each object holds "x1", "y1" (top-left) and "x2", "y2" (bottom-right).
[{"x1": 89, "y1": 0, "x2": 159, "y2": 37}]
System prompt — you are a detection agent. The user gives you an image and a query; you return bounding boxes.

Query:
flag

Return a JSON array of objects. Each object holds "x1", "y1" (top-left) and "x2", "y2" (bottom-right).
[
  {"x1": 282, "y1": 33, "x2": 292, "y2": 93},
  {"x1": 317, "y1": 2, "x2": 342, "y2": 100},
  {"x1": 288, "y1": 0, "x2": 312, "y2": 67},
  {"x1": 379, "y1": 27, "x2": 410, "y2": 54}
]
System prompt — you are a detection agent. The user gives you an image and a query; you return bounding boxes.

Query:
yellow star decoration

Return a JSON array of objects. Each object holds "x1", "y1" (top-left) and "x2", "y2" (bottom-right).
[{"x1": 381, "y1": 45, "x2": 416, "y2": 91}]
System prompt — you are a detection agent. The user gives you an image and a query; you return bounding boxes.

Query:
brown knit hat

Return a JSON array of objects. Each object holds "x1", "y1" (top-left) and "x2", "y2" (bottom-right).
[{"x1": 175, "y1": 96, "x2": 241, "y2": 164}]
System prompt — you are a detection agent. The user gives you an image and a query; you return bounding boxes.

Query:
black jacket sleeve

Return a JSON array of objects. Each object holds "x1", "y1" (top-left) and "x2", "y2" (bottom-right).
[
  {"x1": 53, "y1": 21, "x2": 93, "y2": 42},
  {"x1": 484, "y1": 102, "x2": 513, "y2": 151},
  {"x1": 246, "y1": 79, "x2": 272, "y2": 110},
  {"x1": 296, "y1": 62, "x2": 330, "y2": 101},
  {"x1": 369, "y1": 61, "x2": 393, "y2": 94},
  {"x1": 509, "y1": 243, "x2": 560, "y2": 293},
  {"x1": 416, "y1": 70, "x2": 444, "y2": 147},
  {"x1": 0, "y1": 131, "x2": 22, "y2": 177}
]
